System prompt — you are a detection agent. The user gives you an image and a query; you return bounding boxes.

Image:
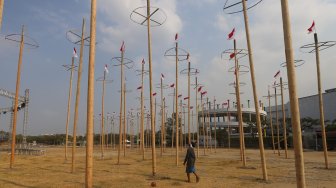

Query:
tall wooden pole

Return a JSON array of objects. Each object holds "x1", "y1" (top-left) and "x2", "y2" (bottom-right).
[
  {"x1": 241, "y1": 0, "x2": 268, "y2": 180},
  {"x1": 163, "y1": 98, "x2": 166, "y2": 151},
  {"x1": 141, "y1": 61, "x2": 145, "y2": 160},
  {"x1": 187, "y1": 61, "x2": 191, "y2": 145},
  {"x1": 227, "y1": 99, "x2": 231, "y2": 150},
  {"x1": 201, "y1": 96, "x2": 205, "y2": 155},
  {"x1": 195, "y1": 77, "x2": 199, "y2": 157},
  {"x1": 275, "y1": 86, "x2": 280, "y2": 156},
  {"x1": 214, "y1": 97, "x2": 217, "y2": 153},
  {"x1": 280, "y1": 0, "x2": 306, "y2": 186},
  {"x1": 268, "y1": 87, "x2": 275, "y2": 153},
  {"x1": 10, "y1": 25, "x2": 24, "y2": 169},
  {"x1": 175, "y1": 40, "x2": 179, "y2": 166},
  {"x1": 206, "y1": 98, "x2": 210, "y2": 152},
  {"x1": 0, "y1": 0, "x2": 4, "y2": 31},
  {"x1": 313, "y1": 32, "x2": 329, "y2": 169},
  {"x1": 234, "y1": 40, "x2": 245, "y2": 166},
  {"x1": 85, "y1": 0, "x2": 96, "y2": 186},
  {"x1": 280, "y1": 77, "x2": 288, "y2": 158},
  {"x1": 100, "y1": 71, "x2": 106, "y2": 159},
  {"x1": 123, "y1": 82, "x2": 127, "y2": 157},
  {"x1": 146, "y1": 0, "x2": 157, "y2": 175},
  {"x1": 117, "y1": 44, "x2": 124, "y2": 164},
  {"x1": 160, "y1": 77, "x2": 164, "y2": 156},
  {"x1": 171, "y1": 88, "x2": 175, "y2": 150},
  {"x1": 65, "y1": 57, "x2": 75, "y2": 161},
  {"x1": 72, "y1": 18, "x2": 85, "y2": 173}
]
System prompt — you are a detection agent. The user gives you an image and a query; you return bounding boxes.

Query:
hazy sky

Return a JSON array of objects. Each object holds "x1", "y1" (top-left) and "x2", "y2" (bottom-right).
[{"x1": 0, "y1": 0, "x2": 335, "y2": 135}]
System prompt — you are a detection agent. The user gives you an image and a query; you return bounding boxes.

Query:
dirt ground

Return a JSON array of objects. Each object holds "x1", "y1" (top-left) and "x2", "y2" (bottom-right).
[{"x1": 0, "y1": 146, "x2": 335, "y2": 188}]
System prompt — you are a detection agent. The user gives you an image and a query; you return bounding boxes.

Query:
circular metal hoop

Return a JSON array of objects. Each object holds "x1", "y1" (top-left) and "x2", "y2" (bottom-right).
[
  {"x1": 180, "y1": 68, "x2": 200, "y2": 75},
  {"x1": 5, "y1": 34, "x2": 39, "y2": 49},
  {"x1": 66, "y1": 29, "x2": 92, "y2": 46},
  {"x1": 96, "y1": 77, "x2": 113, "y2": 83},
  {"x1": 155, "y1": 83, "x2": 170, "y2": 89},
  {"x1": 221, "y1": 49, "x2": 248, "y2": 60},
  {"x1": 111, "y1": 57, "x2": 134, "y2": 69},
  {"x1": 280, "y1": 59, "x2": 305, "y2": 68},
  {"x1": 229, "y1": 92, "x2": 244, "y2": 95},
  {"x1": 223, "y1": 0, "x2": 263, "y2": 15},
  {"x1": 130, "y1": 6, "x2": 167, "y2": 27},
  {"x1": 164, "y1": 47, "x2": 189, "y2": 61},
  {"x1": 228, "y1": 65, "x2": 250, "y2": 75},
  {"x1": 229, "y1": 82, "x2": 246, "y2": 87},
  {"x1": 135, "y1": 69, "x2": 149, "y2": 76},
  {"x1": 300, "y1": 41, "x2": 336, "y2": 53},
  {"x1": 62, "y1": 64, "x2": 78, "y2": 72}
]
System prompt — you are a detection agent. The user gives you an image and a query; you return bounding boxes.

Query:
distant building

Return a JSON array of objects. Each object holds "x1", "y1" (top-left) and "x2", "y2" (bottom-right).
[{"x1": 264, "y1": 88, "x2": 336, "y2": 122}]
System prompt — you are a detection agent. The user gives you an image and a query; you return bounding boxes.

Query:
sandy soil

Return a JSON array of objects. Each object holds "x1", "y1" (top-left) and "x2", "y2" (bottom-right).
[{"x1": 0, "y1": 146, "x2": 335, "y2": 188}]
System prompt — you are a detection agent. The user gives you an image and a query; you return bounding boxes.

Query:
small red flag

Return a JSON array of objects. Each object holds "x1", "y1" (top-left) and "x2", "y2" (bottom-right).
[
  {"x1": 152, "y1": 92, "x2": 157, "y2": 96},
  {"x1": 141, "y1": 59, "x2": 145, "y2": 64},
  {"x1": 201, "y1": 91, "x2": 207, "y2": 96},
  {"x1": 307, "y1": 21, "x2": 315, "y2": 34},
  {"x1": 198, "y1": 86, "x2": 203, "y2": 92},
  {"x1": 229, "y1": 52, "x2": 235, "y2": 59},
  {"x1": 228, "y1": 28, "x2": 235, "y2": 40},
  {"x1": 137, "y1": 86, "x2": 142, "y2": 90},
  {"x1": 161, "y1": 73, "x2": 164, "y2": 80},
  {"x1": 170, "y1": 83, "x2": 175, "y2": 88},
  {"x1": 190, "y1": 106, "x2": 193, "y2": 109},
  {"x1": 187, "y1": 53, "x2": 190, "y2": 61},
  {"x1": 183, "y1": 96, "x2": 189, "y2": 100},
  {"x1": 178, "y1": 94, "x2": 182, "y2": 98},
  {"x1": 120, "y1": 41, "x2": 125, "y2": 52},
  {"x1": 175, "y1": 33, "x2": 178, "y2": 41}
]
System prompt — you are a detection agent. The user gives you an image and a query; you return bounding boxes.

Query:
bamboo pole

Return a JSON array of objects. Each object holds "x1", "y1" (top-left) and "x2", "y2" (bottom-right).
[
  {"x1": 195, "y1": 77, "x2": 199, "y2": 158},
  {"x1": 100, "y1": 70, "x2": 106, "y2": 159},
  {"x1": 234, "y1": 40, "x2": 245, "y2": 166},
  {"x1": 201, "y1": 96, "x2": 205, "y2": 155},
  {"x1": 72, "y1": 18, "x2": 85, "y2": 173},
  {"x1": 313, "y1": 32, "x2": 329, "y2": 169},
  {"x1": 241, "y1": 0, "x2": 267, "y2": 179},
  {"x1": 141, "y1": 61, "x2": 145, "y2": 160},
  {"x1": 0, "y1": 0, "x2": 4, "y2": 31},
  {"x1": 10, "y1": 25, "x2": 24, "y2": 169},
  {"x1": 160, "y1": 76, "x2": 163, "y2": 156},
  {"x1": 117, "y1": 43, "x2": 124, "y2": 164},
  {"x1": 64, "y1": 57, "x2": 75, "y2": 162},
  {"x1": 146, "y1": 0, "x2": 157, "y2": 175},
  {"x1": 280, "y1": 0, "x2": 306, "y2": 186},
  {"x1": 123, "y1": 82, "x2": 127, "y2": 157},
  {"x1": 175, "y1": 39, "x2": 179, "y2": 166},
  {"x1": 85, "y1": 0, "x2": 96, "y2": 186},
  {"x1": 214, "y1": 97, "x2": 217, "y2": 153},
  {"x1": 228, "y1": 99, "x2": 231, "y2": 150},
  {"x1": 280, "y1": 77, "x2": 288, "y2": 158},
  {"x1": 268, "y1": 87, "x2": 275, "y2": 153},
  {"x1": 188, "y1": 61, "x2": 191, "y2": 145},
  {"x1": 275, "y1": 86, "x2": 280, "y2": 156}
]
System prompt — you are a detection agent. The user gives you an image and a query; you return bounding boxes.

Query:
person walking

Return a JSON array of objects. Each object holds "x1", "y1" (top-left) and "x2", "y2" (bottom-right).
[{"x1": 183, "y1": 142, "x2": 200, "y2": 183}]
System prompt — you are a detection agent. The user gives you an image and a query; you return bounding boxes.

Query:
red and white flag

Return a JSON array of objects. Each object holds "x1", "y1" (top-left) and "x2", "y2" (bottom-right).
[
  {"x1": 141, "y1": 59, "x2": 145, "y2": 64},
  {"x1": 73, "y1": 47, "x2": 78, "y2": 58},
  {"x1": 120, "y1": 41, "x2": 125, "y2": 52},
  {"x1": 229, "y1": 52, "x2": 235, "y2": 60},
  {"x1": 274, "y1": 70, "x2": 280, "y2": 78},
  {"x1": 152, "y1": 92, "x2": 157, "y2": 96},
  {"x1": 161, "y1": 73, "x2": 164, "y2": 80},
  {"x1": 307, "y1": 21, "x2": 315, "y2": 34},
  {"x1": 228, "y1": 28, "x2": 235, "y2": 40},
  {"x1": 137, "y1": 86, "x2": 142, "y2": 90},
  {"x1": 198, "y1": 86, "x2": 203, "y2": 92},
  {"x1": 183, "y1": 96, "x2": 189, "y2": 100},
  {"x1": 175, "y1": 33, "x2": 178, "y2": 41},
  {"x1": 170, "y1": 83, "x2": 175, "y2": 88},
  {"x1": 178, "y1": 94, "x2": 182, "y2": 98},
  {"x1": 104, "y1": 64, "x2": 109, "y2": 73}
]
